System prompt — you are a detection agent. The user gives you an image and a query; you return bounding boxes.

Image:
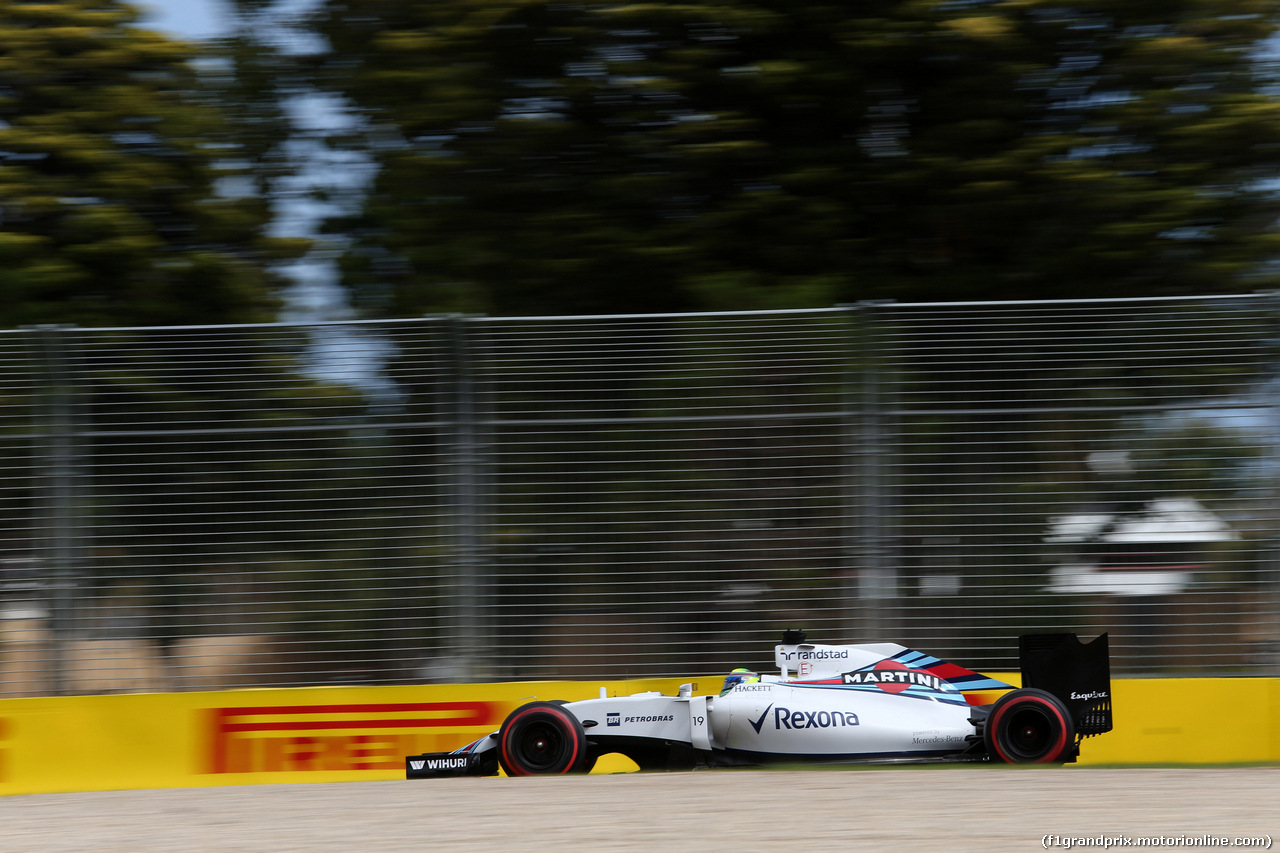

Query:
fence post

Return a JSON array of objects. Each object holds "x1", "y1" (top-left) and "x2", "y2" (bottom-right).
[
  {"x1": 1267, "y1": 292, "x2": 1280, "y2": 677},
  {"x1": 843, "y1": 302, "x2": 897, "y2": 642},
  {"x1": 443, "y1": 315, "x2": 489, "y2": 679},
  {"x1": 31, "y1": 324, "x2": 83, "y2": 696}
]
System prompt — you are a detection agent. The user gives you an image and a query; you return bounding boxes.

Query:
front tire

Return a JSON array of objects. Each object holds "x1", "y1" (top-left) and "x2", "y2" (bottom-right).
[
  {"x1": 497, "y1": 701, "x2": 589, "y2": 776},
  {"x1": 985, "y1": 688, "x2": 1075, "y2": 764}
]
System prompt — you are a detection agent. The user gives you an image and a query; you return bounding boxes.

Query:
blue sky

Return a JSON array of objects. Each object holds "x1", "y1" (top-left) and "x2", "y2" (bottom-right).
[
  {"x1": 136, "y1": 0, "x2": 229, "y2": 39},
  {"x1": 133, "y1": 0, "x2": 371, "y2": 329}
]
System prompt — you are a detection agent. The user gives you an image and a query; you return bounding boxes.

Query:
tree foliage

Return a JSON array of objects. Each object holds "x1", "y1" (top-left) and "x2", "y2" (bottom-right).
[
  {"x1": 307, "y1": 0, "x2": 1280, "y2": 316},
  {"x1": 0, "y1": 0, "x2": 301, "y2": 328}
]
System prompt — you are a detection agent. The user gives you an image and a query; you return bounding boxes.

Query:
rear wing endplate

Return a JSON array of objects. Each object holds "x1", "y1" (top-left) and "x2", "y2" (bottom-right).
[{"x1": 1018, "y1": 633, "x2": 1113, "y2": 737}]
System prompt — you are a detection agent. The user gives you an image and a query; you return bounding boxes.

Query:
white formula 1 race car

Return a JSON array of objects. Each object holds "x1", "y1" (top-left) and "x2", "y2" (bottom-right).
[{"x1": 406, "y1": 631, "x2": 1112, "y2": 778}]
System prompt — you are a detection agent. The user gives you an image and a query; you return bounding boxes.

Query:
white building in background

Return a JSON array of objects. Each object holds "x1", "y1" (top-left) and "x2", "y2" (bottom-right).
[{"x1": 1045, "y1": 497, "x2": 1238, "y2": 597}]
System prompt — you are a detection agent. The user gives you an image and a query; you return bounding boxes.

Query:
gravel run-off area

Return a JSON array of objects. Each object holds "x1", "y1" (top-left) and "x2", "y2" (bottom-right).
[{"x1": 2, "y1": 766, "x2": 1276, "y2": 853}]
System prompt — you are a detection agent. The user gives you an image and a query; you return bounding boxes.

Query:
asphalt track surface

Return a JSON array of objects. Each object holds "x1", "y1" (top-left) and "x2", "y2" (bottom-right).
[{"x1": 2, "y1": 766, "x2": 1276, "y2": 852}]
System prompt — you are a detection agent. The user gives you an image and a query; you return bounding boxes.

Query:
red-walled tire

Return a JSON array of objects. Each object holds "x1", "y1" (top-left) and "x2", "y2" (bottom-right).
[
  {"x1": 985, "y1": 688, "x2": 1075, "y2": 764},
  {"x1": 497, "y1": 701, "x2": 589, "y2": 776}
]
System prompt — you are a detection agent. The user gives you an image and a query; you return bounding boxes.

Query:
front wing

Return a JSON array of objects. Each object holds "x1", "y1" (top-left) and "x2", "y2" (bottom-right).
[{"x1": 406, "y1": 734, "x2": 500, "y2": 778}]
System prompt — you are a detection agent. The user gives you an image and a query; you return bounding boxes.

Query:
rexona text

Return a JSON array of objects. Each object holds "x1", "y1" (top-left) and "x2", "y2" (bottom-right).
[{"x1": 774, "y1": 707, "x2": 860, "y2": 730}]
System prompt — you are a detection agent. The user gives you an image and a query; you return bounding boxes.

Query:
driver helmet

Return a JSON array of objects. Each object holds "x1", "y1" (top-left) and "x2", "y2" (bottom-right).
[{"x1": 720, "y1": 668, "x2": 760, "y2": 695}]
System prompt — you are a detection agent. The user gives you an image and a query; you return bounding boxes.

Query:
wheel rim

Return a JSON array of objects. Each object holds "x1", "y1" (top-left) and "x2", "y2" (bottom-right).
[
  {"x1": 1001, "y1": 705, "x2": 1057, "y2": 760},
  {"x1": 513, "y1": 720, "x2": 568, "y2": 772}
]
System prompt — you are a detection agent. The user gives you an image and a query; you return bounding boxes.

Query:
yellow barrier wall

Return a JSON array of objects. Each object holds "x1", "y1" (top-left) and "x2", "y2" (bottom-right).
[
  {"x1": 0, "y1": 677, "x2": 699, "y2": 796},
  {"x1": 1078, "y1": 677, "x2": 1280, "y2": 765},
  {"x1": 0, "y1": 676, "x2": 1274, "y2": 796}
]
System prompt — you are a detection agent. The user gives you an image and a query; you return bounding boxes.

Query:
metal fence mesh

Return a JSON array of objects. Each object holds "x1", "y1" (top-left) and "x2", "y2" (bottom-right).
[{"x1": 1, "y1": 296, "x2": 1277, "y2": 697}]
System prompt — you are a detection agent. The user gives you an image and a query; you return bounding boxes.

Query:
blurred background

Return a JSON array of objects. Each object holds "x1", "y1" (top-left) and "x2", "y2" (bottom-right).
[{"x1": 3, "y1": 1, "x2": 1280, "y2": 695}]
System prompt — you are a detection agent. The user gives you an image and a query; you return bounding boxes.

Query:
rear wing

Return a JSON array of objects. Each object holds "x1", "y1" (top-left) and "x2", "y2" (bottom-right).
[{"x1": 1018, "y1": 633, "x2": 1113, "y2": 737}]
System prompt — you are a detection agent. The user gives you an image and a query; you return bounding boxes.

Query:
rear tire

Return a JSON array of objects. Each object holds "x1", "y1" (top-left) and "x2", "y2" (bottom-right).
[
  {"x1": 984, "y1": 688, "x2": 1075, "y2": 764},
  {"x1": 497, "y1": 701, "x2": 589, "y2": 776}
]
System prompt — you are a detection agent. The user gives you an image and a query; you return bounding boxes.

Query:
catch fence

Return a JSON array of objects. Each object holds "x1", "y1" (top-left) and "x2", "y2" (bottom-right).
[{"x1": 1, "y1": 295, "x2": 1277, "y2": 696}]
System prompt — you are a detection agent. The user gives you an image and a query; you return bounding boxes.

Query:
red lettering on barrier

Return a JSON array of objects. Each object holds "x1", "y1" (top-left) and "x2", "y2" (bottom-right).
[{"x1": 206, "y1": 702, "x2": 501, "y2": 774}]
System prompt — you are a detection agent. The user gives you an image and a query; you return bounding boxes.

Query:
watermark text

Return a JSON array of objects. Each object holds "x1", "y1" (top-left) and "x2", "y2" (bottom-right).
[{"x1": 1043, "y1": 835, "x2": 1272, "y2": 850}]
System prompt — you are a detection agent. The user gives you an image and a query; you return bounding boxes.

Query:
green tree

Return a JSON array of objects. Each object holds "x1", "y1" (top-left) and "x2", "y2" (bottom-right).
[
  {"x1": 0, "y1": 2, "x2": 431, "y2": 688},
  {"x1": 0, "y1": 0, "x2": 302, "y2": 328},
  {"x1": 306, "y1": 0, "x2": 1280, "y2": 316}
]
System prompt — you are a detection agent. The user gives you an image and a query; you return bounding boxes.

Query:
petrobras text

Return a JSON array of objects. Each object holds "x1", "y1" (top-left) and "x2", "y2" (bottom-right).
[{"x1": 621, "y1": 714, "x2": 675, "y2": 724}]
